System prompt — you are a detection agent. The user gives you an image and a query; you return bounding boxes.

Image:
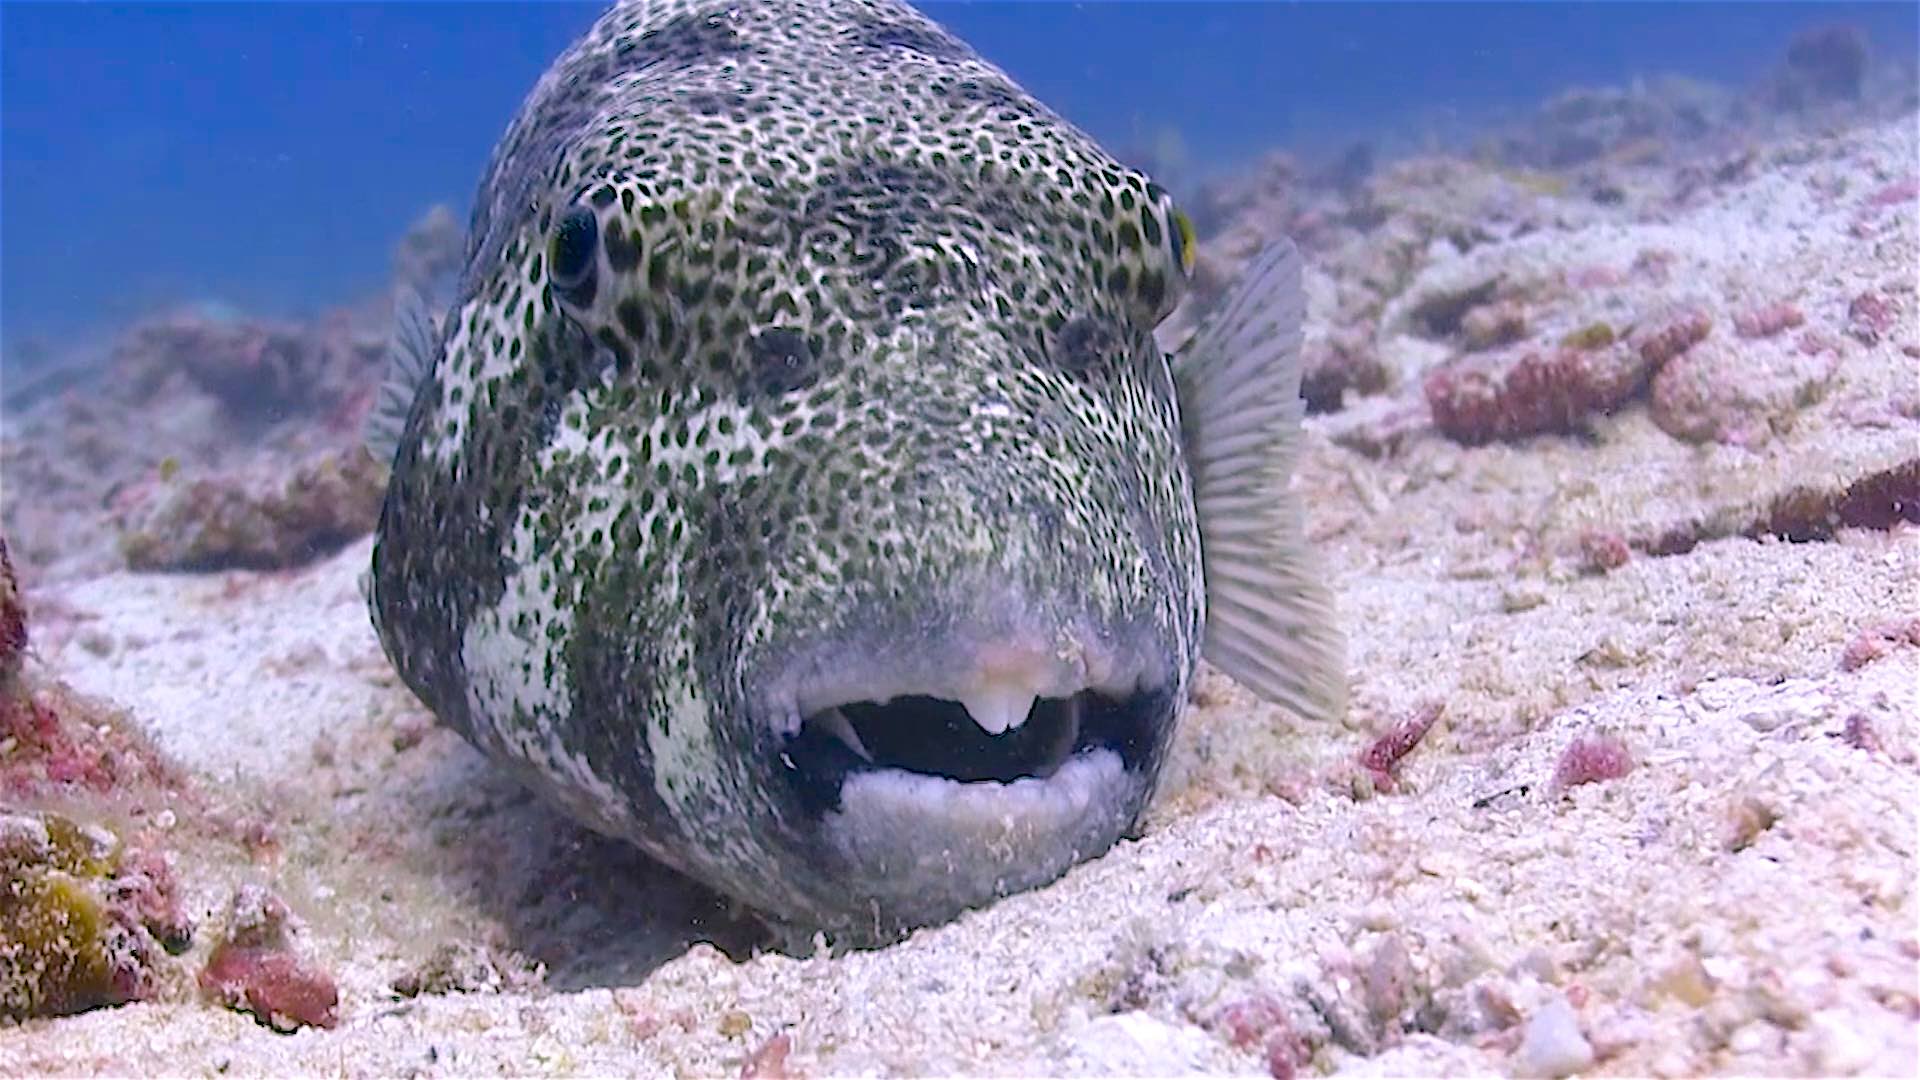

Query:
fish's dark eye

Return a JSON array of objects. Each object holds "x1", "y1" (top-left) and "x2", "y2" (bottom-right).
[
  {"x1": 750, "y1": 327, "x2": 817, "y2": 396},
  {"x1": 550, "y1": 207, "x2": 600, "y2": 302}
]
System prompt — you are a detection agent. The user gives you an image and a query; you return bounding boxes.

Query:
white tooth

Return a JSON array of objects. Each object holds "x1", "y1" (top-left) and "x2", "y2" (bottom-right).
[
  {"x1": 959, "y1": 685, "x2": 1036, "y2": 735},
  {"x1": 817, "y1": 708, "x2": 873, "y2": 762}
]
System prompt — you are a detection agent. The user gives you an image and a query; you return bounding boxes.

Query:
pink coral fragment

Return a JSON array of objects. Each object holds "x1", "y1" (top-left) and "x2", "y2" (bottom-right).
[
  {"x1": 1631, "y1": 306, "x2": 1713, "y2": 368},
  {"x1": 198, "y1": 885, "x2": 338, "y2": 1031},
  {"x1": 1846, "y1": 290, "x2": 1898, "y2": 345},
  {"x1": 199, "y1": 944, "x2": 339, "y2": 1032},
  {"x1": 1733, "y1": 300, "x2": 1805, "y2": 339},
  {"x1": 1578, "y1": 531, "x2": 1631, "y2": 573},
  {"x1": 740, "y1": 1032, "x2": 796, "y2": 1079},
  {"x1": 1838, "y1": 618, "x2": 1920, "y2": 671},
  {"x1": 1865, "y1": 176, "x2": 1919, "y2": 208},
  {"x1": 1359, "y1": 702, "x2": 1443, "y2": 790},
  {"x1": 1552, "y1": 733, "x2": 1633, "y2": 791}
]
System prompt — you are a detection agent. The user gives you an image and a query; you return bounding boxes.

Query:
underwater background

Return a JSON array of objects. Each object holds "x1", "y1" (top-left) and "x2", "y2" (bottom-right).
[
  {"x1": 1, "y1": 2, "x2": 1919, "y2": 1073},
  {"x1": 3, "y1": 1, "x2": 1915, "y2": 358}
]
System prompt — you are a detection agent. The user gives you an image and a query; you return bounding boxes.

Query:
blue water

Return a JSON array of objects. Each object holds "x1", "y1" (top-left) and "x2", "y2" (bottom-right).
[{"x1": 3, "y1": 1, "x2": 1914, "y2": 357}]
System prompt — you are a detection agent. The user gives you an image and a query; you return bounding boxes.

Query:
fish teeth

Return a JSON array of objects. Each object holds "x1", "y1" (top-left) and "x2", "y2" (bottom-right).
[
  {"x1": 957, "y1": 684, "x2": 1037, "y2": 736},
  {"x1": 816, "y1": 707, "x2": 873, "y2": 762}
]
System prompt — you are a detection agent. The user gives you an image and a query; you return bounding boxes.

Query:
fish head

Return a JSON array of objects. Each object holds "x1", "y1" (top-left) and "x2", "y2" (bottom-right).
[{"x1": 539, "y1": 151, "x2": 1208, "y2": 934}]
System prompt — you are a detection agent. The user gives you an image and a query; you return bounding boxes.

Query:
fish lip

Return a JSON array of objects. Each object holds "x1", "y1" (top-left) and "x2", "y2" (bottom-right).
[{"x1": 754, "y1": 613, "x2": 1164, "y2": 737}]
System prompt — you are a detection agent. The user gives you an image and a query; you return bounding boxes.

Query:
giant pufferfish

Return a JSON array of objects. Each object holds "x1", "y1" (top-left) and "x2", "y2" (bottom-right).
[{"x1": 365, "y1": 0, "x2": 1345, "y2": 943}]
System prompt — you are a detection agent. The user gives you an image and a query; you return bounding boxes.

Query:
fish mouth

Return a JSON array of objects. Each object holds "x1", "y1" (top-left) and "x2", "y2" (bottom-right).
[{"x1": 781, "y1": 685, "x2": 1164, "y2": 816}]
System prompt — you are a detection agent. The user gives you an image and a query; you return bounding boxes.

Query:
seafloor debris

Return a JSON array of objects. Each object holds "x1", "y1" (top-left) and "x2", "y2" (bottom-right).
[
  {"x1": 1517, "y1": 995, "x2": 1595, "y2": 1078},
  {"x1": 739, "y1": 1031, "x2": 797, "y2": 1079},
  {"x1": 113, "y1": 447, "x2": 385, "y2": 572},
  {"x1": 198, "y1": 884, "x2": 339, "y2": 1032},
  {"x1": 390, "y1": 940, "x2": 545, "y2": 998},
  {"x1": 1301, "y1": 332, "x2": 1390, "y2": 414}
]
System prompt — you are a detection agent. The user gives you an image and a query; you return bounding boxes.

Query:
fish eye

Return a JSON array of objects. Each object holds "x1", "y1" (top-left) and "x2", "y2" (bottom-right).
[{"x1": 550, "y1": 206, "x2": 600, "y2": 302}]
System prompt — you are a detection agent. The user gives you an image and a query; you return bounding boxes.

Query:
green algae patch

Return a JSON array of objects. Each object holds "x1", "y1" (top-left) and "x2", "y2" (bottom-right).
[
  {"x1": 1559, "y1": 321, "x2": 1617, "y2": 350},
  {"x1": 2, "y1": 811, "x2": 134, "y2": 1019}
]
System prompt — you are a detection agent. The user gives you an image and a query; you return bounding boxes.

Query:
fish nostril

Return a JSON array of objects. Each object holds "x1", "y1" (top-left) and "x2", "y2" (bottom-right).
[{"x1": 749, "y1": 326, "x2": 820, "y2": 396}]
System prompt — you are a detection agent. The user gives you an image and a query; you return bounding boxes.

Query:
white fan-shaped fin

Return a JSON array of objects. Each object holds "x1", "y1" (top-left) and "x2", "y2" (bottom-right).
[{"x1": 1172, "y1": 237, "x2": 1347, "y2": 723}]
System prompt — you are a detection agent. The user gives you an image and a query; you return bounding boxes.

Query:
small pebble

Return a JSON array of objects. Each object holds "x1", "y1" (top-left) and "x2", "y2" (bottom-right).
[
  {"x1": 1807, "y1": 1008, "x2": 1875, "y2": 1075},
  {"x1": 1518, "y1": 996, "x2": 1594, "y2": 1078}
]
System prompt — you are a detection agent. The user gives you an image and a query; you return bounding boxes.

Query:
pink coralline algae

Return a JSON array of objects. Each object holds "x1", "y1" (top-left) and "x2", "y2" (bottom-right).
[
  {"x1": 1212, "y1": 994, "x2": 1312, "y2": 1080},
  {"x1": 198, "y1": 885, "x2": 339, "y2": 1031},
  {"x1": 1845, "y1": 290, "x2": 1899, "y2": 345},
  {"x1": 1578, "y1": 531, "x2": 1632, "y2": 573},
  {"x1": 1551, "y1": 733, "x2": 1634, "y2": 792},
  {"x1": 1424, "y1": 340, "x2": 1647, "y2": 445},
  {"x1": 1630, "y1": 306, "x2": 1715, "y2": 368},
  {"x1": 1864, "y1": 176, "x2": 1919, "y2": 208},
  {"x1": 1425, "y1": 306, "x2": 1715, "y2": 445}
]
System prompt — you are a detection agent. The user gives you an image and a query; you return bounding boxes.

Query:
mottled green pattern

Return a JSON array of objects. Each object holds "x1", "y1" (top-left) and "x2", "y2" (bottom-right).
[{"x1": 370, "y1": 0, "x2": 1204, "y2": 932}]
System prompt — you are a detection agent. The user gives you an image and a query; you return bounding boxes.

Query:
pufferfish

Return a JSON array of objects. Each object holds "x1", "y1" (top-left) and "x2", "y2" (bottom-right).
[{"x1": 365, "y1": 0, "x2": 1344, "y2": 943}]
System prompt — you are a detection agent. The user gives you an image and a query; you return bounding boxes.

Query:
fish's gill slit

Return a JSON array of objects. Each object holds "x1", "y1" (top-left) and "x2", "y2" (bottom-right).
[{"x1": 782, "y1": 686, "x2": 1163, "y2": 816}]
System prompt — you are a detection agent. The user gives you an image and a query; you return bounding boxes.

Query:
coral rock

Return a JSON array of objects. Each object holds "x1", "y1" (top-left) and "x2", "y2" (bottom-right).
[
  {"x1": 1845, "y1": 290, "x2": 1899, "y2": 345},
  {"x1": 1301, "y1": 332, "x2": 1390, "y2": 414},
  {"x1": 114, "y1": 447, "x2": 385, "y2": 572},
  {"x1": 1649, "y1": 337, "x2": 1836, "y2": 446},
  {"x1": 198, "y1": 885, "x2": 338, "y2": 1031},
  {"x1": 0, "y1": 534, "x2": 25, "y2": 681}
]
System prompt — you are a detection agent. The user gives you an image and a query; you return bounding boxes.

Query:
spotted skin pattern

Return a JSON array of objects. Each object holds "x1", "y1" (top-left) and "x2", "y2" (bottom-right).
[{"x1": 370, "y1": 0, "x2": 1208, "y2": 933}]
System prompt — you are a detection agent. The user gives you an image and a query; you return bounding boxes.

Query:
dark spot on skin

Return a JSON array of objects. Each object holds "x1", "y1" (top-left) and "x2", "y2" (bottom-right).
[
  {"x1": 949, "y1": 77, "x2": 1026, "y2": 113},
  {"x1": 638, "y1": 10, "x2": 748, "y2": 63},
  {"x1": 749, "y1": 327, "x2": 817, "y2": 396},
  {"x1": 604, "y1": 224, "x2": 642, "y2": 273},
  {"x1": 683, "y1": 89, "x2": 748, "y2": 116},
  {"x1": 1051, "y1": 316, "x2": 1115, "y2": 374},
  {"x1": 853, "y1": 20, "x2": 963, "y2": 58}
]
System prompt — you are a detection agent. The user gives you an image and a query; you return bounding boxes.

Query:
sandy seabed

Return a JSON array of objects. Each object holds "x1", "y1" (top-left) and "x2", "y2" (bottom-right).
[{"x1": 2, "y1": 107, "x2": 1917, "y2": 1080}]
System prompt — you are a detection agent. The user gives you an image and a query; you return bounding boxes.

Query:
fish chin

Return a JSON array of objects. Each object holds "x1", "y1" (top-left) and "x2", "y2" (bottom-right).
[{"x1": 818, "y1": 749, "x2": 1149, "y2": 931}]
